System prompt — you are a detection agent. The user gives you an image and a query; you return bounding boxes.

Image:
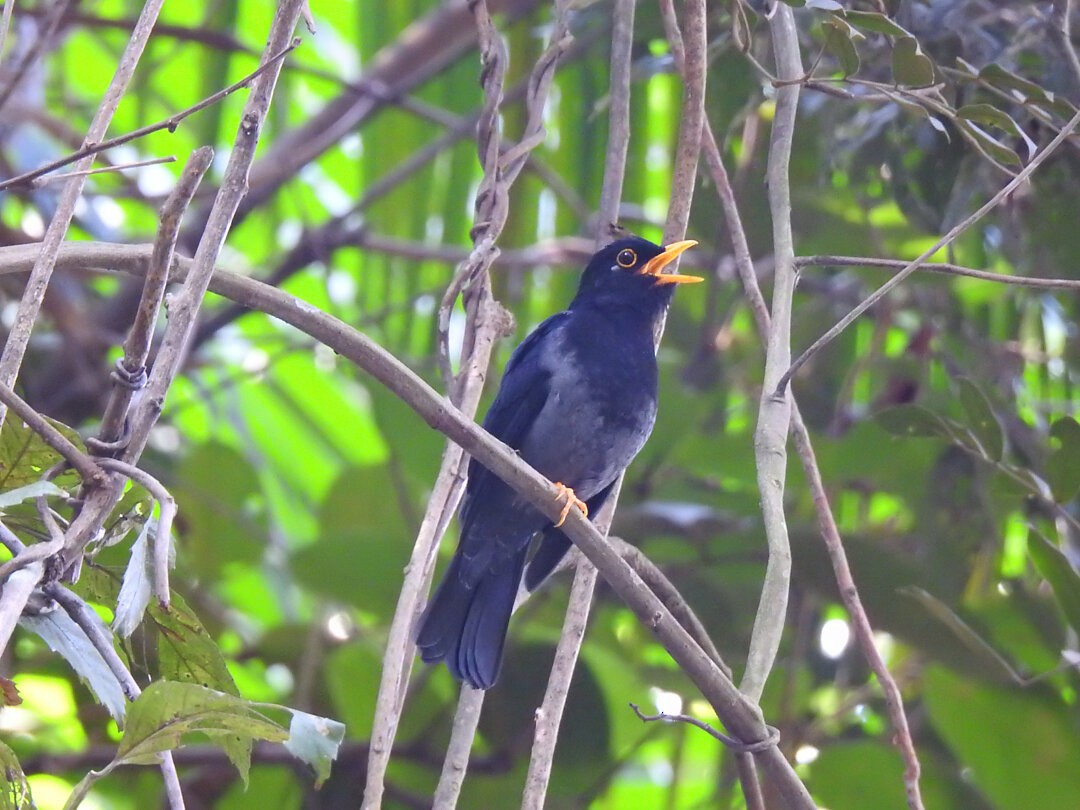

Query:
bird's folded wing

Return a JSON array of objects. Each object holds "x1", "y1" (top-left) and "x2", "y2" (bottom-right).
[{"x1": 458, "y1": 312, "x2": 568, "y2": 533}]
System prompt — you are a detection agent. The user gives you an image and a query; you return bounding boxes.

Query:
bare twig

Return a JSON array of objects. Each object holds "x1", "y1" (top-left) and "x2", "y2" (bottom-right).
[
  {"x1": 779, "y1": 107, "x2": 1080, "y2": 396},
  {"x1": 57, "y1": 0, "x2": 306, "y2": 598},
  {"x1": 789, "y1": 413, "x2": 924, "y2": 810},
  {"x1": 364, "y1": 2, "x2": 567, "y2": 805},
  {"x1": 30, "y1": 156, "x2": 177, "y2": 186},
  {"x1": 0, "y1": 40, "x2": 299, "y2": 193},
  {"x1": 1049, "y1": 0, "x2": 1080, "y2": 99},
  {"x1": 740, "y1": 0, "x2": 801, "y2": 706},
  {"x1": 0, "y1": 383, "x2": 106, "y2": 486},
  {"x1": 94, "y1": 147, "x2": 214, "y2": 450},
  {"x1": 0, "y1": 0, "x2": 15, "y2": 68},
  {"x1": 797, "y1": 254, "x2": 1080, "y2": 290},
  {"x1": 594, "y1": 0, "x2": 636, "y2": 240},
  {"x1": 433, "y1": 686, "x2": 485, "y2": 809},
  {"x1": 0, "y1": 0, "x2": 165, "y2": 422},
  {"x1": 521, "y1": 560, "x2": 597, "y2": 810}
]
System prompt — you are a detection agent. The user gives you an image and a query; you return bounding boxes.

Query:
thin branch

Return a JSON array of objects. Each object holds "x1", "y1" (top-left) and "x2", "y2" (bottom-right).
[
  {"x1": 797, "y1": 254, "x2": 1080, "y2": 290},
  {"x1": 432, "y1": 686, "x2": 485, "y2": 809},
  {"x1": 593, "y1": 0, "x2": 636, "y2": 240},
  {"x1": 0, "y1": 0, "x2": 166, "y2": 423},
  {"x1": 1050, "y1": 0, "x2": 1080, "y2": 99},
  {"x1": 740, "y1": 0, "x2": 800, "y2": 706},
  {"x1": 521, "y1": 559, "x2": 597, "y2": 810},
  {"x1": 0, "y1": 0, "x2": 14, "y2": 69},
  {"x1": 56, "y1": 1, "x2": 306, "y2": 600},
  {"x1": 789, "y1": 412, "x2": 923, "y2": 810},
  {"x1": 0, "y1": 40, "x2": 299, "y2": 193},
  {"x1": 779, "y1": 107, "x2": 1080, "y2": 396},
  {"x1": 94, "y1": 147, "x2": 214, "y2": 450},
  {"x1": 0, "y1": 382, "x2": 106, "y2": 486},
  {"x1": 364, "y1": 1, "x2": 567, "y2": 804},
  {"x1": 629, "y1": 703, "x2": 780, "y2": 753},
  {"x1": 30, "y1": 156, "x2": 177, "y2": 186},
  {"x1": 521, "y1": 2, "x2": 638, "y2": 801}
]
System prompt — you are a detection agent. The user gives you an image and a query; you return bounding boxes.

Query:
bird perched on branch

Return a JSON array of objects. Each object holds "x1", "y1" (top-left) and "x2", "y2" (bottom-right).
[{"x1": 416, "y1": 234, "x2": 701, "y2": 689}]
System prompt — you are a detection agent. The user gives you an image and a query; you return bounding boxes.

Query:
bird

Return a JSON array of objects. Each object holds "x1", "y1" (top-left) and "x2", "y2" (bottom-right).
[{"x1": 415, "y1": 234, "x2": 701, "y2": 689}]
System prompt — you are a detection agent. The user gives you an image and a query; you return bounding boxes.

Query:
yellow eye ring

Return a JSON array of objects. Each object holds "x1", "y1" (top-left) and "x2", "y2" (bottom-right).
[{"x1": 616, "y1": 248, "x2": 637, "y2": 268}]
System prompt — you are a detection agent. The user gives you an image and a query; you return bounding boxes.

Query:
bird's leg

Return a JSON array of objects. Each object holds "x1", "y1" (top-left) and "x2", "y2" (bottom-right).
[{"x1": 552, "y1": 483, "x2": 588, "y2": 527}]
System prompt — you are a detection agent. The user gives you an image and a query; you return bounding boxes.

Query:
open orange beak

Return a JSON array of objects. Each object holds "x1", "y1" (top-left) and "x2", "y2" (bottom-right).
[{"x1": 639, "y1": 240, "x2": 702, "y2": 285}]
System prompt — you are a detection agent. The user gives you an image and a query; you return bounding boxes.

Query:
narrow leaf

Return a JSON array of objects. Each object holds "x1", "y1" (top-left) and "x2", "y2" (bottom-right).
[
  {"x1": 20, "y1": 608, "x2": 128, "y2": 721},
  {"x1": 902, "y1": 587, "x2": 1028, "y2": 684},
  {"x1": 0, "y1": 481, "x2": 63, "y2": 510},
  {"x1": 113, "y1": 518, "x2": 154, "y2": 638},
  {"x1": 1028, "y1": 531, "x2": 1080, "y2": 634}
]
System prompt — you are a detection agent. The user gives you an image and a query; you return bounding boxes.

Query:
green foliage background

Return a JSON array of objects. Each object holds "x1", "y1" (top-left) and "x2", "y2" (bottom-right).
[{"x1": 1, "y1": 0, "x2": 1079, "y2": 808}]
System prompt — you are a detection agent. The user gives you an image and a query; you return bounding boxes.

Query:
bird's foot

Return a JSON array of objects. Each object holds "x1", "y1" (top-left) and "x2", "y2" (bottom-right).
[{"x1": 552, "y1": 483, "x2": 588, "y2": 527}]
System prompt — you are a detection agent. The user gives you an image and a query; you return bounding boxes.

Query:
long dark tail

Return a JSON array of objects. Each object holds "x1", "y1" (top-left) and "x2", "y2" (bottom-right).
[{"x1": 415, "y1": 547, "x2": 527, "y2": 690}]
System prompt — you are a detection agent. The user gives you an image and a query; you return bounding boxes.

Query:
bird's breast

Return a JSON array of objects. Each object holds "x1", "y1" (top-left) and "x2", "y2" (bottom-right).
[{"x1": 519, "y1": 316, "x2": 659, "y2": 499}]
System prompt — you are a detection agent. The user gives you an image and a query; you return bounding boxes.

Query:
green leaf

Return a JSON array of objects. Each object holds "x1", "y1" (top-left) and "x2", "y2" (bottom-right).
[
  {"x1": 874, "y1": 404, "x2": 951, "y2": 439},
  {"x1": 823, "y1": 18, "x2": 862, "y2": 76},
  {"x1": 0, "y1": 738, "x2": 33, "y2": 810},
  {"x1": 956, "y1": 378, "x2": 1003, "y2": 461},
  {"x1": 891, "y1": 37, "x2": 935, "y2": 87},
  {"x1": 925, "y1": 665, "x2": 1080, "y2": 809},
  {"x1": 1046, "y1": 417, "x2": 1080, "y2": 502},
  {"x1": 955, "y1": 119, "x2": 1022, "y2": 169},
  {"x1": 0, "y1": 415, "x2": 81, "y2": 491},
  {"x1": 956, "y1": 104, "x2": 1036, "y2": 159},
  {"x1": 901, "y1": 587, "x2": 1027, "y2": 684},
  {"x1": 1028, "y1": 531, "x2": 1080, "y2": 634},
  {"x1": 117, "y1": 681, "x2": 288, "y2": 781},
  {"x1": 150, "y1": 591, "x2": 239, "y2": 695}
]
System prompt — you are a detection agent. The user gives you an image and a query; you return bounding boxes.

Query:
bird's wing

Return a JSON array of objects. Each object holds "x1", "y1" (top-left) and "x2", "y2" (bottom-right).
[{"x1": 459, "y1": 312, "x2": 569, "y2": 531}]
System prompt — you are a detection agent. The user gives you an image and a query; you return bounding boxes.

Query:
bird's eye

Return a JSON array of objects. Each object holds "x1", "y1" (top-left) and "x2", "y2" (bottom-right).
[{"x1": 616, "y1": 248, "x2": 637, "y2": 268}]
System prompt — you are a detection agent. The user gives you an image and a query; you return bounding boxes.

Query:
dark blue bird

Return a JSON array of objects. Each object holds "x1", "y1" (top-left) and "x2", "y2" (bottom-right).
[{"x1": 416, "y1": 235, "x2": 700, "y2": 689}]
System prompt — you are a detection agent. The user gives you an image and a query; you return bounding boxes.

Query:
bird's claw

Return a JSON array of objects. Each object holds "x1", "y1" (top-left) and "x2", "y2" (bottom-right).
[{"x1": 552, "y1": 483, "x2": 588, "y2": 527}]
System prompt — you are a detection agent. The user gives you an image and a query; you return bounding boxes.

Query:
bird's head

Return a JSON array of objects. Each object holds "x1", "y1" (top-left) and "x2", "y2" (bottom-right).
[{"x1": 573, "y1": 236, "x2": 702, "y2": 313}]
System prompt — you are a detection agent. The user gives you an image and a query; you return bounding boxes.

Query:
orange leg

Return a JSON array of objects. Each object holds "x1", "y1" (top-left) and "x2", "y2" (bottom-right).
[{"x1": 552, "y1": 482, "x2": 588, "y2": 527}]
